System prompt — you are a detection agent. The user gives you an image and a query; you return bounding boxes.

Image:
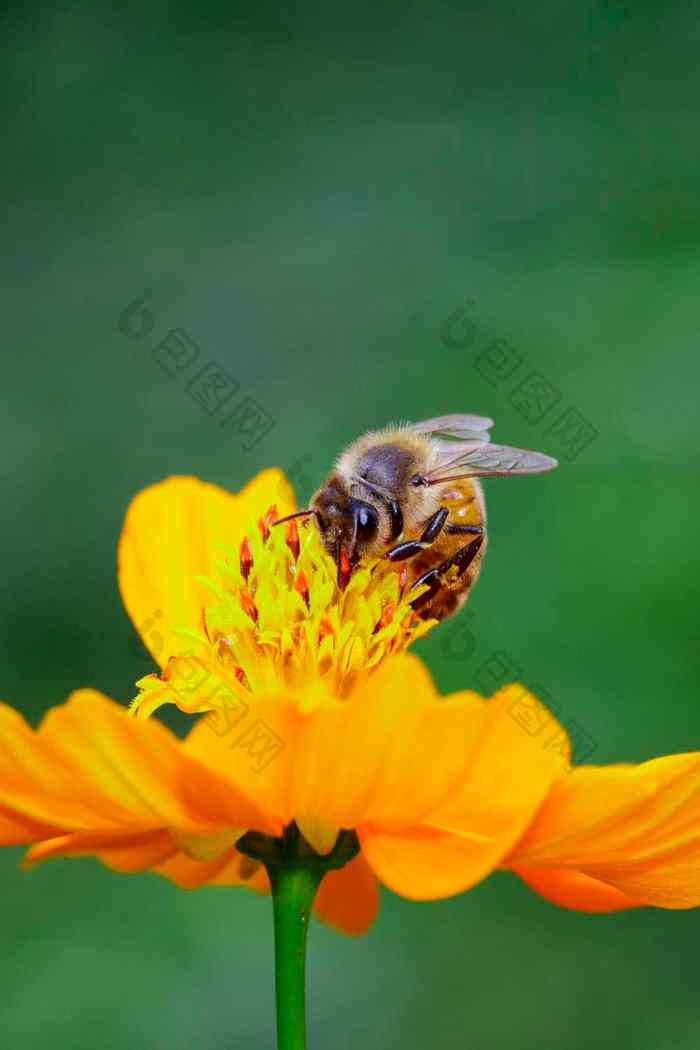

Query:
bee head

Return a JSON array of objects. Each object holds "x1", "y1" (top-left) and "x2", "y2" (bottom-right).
[{"x1": 311, "y1": 479, "x2": 380, "y2": 567}]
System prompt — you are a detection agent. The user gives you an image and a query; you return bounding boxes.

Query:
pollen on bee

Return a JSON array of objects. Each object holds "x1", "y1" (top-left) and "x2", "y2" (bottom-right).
[
  {"x1": 257, "y1": 504, "x2": 277, "y2": 543},
  {"x1": 285, "y1": 519, "x2": 300, "y2": 560},
  {"x1": 295, "y1": 569, "x2": 310, "y2": 607},
  {"x1": 239, "y1": 536, "x2": 253, "y2": 579},
  {"x1": 239, "y1": 587, "x2": 259, "y2": 623}
]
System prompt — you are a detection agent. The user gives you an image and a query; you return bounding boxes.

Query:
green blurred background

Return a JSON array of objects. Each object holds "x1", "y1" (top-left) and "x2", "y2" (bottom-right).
[{"x1": 2, "y1": 1, "x2": 699, "y2": 1047}]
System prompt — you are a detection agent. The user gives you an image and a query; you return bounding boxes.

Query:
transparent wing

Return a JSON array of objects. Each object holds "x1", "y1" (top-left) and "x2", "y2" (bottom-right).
[
  {"x1": 425, "y1": 442, "x2": 558, "y2": 483},
  {"x1": 408, "y1": 413, "x2": 494, "y2": 445}
]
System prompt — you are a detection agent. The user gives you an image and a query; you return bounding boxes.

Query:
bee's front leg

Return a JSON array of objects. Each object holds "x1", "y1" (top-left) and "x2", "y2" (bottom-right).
[{"x1": 384, "y1": 507, "x2": 450, "y2": 562}]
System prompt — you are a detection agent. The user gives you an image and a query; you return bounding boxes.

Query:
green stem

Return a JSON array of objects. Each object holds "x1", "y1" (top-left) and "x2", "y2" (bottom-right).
[
  {"x1": 268, "y1": 861, "x2": 323, "y2": 1050},
  {"x1": 237, "y1": 825, "x2": 359, "y2": 1050}
]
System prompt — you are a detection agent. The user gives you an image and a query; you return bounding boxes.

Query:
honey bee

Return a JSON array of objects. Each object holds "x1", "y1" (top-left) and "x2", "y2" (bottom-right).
[{"x1": 276, "y1": 415, "x2": 558, "y2": 621}]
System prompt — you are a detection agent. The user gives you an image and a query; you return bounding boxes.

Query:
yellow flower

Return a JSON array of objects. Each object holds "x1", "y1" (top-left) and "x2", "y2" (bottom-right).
[
  {"x1": 0, "y1": 470, "x2": 699, "y2": 937},
  {"x1": 121, "y1": 471, "x2": 434, "y2": 716}
]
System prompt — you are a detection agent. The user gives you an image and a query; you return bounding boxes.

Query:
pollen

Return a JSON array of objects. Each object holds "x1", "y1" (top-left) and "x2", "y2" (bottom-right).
[{"x1": 131, "y1": 505, "x2": 437, "y2": 719}]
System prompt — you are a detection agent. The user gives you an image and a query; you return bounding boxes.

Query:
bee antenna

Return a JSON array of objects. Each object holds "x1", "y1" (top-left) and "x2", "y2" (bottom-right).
[{"x1": 271, "y1": 509, "x2": 318, "y2": 526}]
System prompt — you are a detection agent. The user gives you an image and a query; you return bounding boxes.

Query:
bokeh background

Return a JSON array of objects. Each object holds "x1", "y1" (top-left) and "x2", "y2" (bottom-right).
[{"x1": 3, "y1": 1, "x2": 700, "y2": 1047}]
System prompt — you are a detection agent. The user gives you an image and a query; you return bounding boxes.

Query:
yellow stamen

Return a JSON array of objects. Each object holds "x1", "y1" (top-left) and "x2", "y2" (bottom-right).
[{"x1": 130, "y1": 504, "x2": 437, "y2": 719}]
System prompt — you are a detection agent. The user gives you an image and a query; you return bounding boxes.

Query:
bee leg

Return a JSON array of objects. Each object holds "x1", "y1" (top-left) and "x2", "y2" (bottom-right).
[
  {"x1": 385, "y1": 540, "x2": 425, "y2": 562},
  {"x1": 445, "y1": 523, "x2": 483, "y2": 535},
  {"x1": 449, "y1": 535, "x2": 484, "y2": 574},
  {"x1": 385, "y1": 508, "x2": 450, "y2": 562},
  {"x1": 409, "y1": 536, "x2": 484, "y2": 611},
  {"x1": 421, "y1": 507, "x2": 449, "y2": 542},
  {"x1": 408, "y1": 568, "x2": 442, "y2": 611}
]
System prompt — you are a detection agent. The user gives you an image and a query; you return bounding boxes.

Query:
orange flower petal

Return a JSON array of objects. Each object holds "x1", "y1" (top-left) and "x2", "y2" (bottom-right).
[
  {"x1": 506, "y1": 753, "x2": 700, "y2": 909},
  {"x1": 0, "y1": 691, "x2": 280, "y2": 848},
  {"x1": 424, "y1": 684, "x2": 569, "y2": 830},
  {"x1": 43, "y1": 690, "x2": 280, "y2": 836},
  {"x1": 358, "y1": 685, "x2": 569, "y2": 900},
  {"x1": 0, "y1": 703, "x2": 120, "y2": 834},
  {"x1": 186, "y1": 671, "x2": 567, "y2": 903},
  {"x1": 24, "y1": 828, "x2": 272, "y2": 893},
  {"x1": 313, "y1": 853, "x2": 380, "y2": 935},
  {"x1": 24, "y1": 830, "x2": 178, "y2": 873},
  {"x1": 117, "y1": 471, "x2": 295, "y2": 668},
  {"x1": 359, "y1": 824, "x2": 496, "y2": 900},
  {"x1": 0, "y1": 803, "x2": 59, "y2": 846},
  {"x1": 182, "y1": 697, "x2": 301, "y2": 828},
  {"x1": 154, "y1": 847, "x2": 270, "y2": 892},
  {"x1": 511, "y1": 866, "x2": 637, "y2": 912},
  {"x1": 183, "y1": 655, "x2": 488, "y2": 833}
]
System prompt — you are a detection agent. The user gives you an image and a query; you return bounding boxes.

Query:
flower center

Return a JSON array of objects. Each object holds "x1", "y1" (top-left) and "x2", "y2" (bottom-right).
[{"x1": 131, "y1": 505, "x2": 436, "y2": 719}]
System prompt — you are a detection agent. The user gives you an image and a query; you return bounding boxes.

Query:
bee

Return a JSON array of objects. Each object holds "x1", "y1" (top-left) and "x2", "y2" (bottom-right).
[{"x1": 276, "y1": 414, "x2": 557, "y2": 622}]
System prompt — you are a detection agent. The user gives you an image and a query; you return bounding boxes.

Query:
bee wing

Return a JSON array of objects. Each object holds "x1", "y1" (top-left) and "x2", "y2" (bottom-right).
[
  {"x1": 425, "y1": 442, "x2": 558, "y2": 482},
  {"x1": 408, "y1": 413, "x2": 494, "y2": 445}
]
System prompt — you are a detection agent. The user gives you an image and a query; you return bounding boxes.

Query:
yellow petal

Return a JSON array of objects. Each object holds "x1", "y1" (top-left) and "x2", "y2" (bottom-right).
[
  {"x1": 117, "y1": 471, "x2": 294, "y2": 668},
  {"x1": 295, "y1": 815, "x2": 339, "y2": 856},
  {"x1": 506, "y1": 752, "x2": 700, "y2": 908}
]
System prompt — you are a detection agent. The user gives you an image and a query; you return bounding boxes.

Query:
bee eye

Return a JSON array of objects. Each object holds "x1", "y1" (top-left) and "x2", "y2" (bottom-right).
[{"x1": 355, "y1": 502, "x2": 379, "y2": 540}]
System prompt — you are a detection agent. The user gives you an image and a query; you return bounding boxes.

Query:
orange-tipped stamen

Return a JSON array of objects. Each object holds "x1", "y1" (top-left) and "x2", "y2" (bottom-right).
[
  {"x1": 318, "y1": 617, "x2": 334, "y2": 640},
  {"x1": 398, "y1": 564, "x2": 409, "y2": 596},
  {"x1": 258, "y1": 504, "x2": 278, "y2": 543},
  {"x1": 374, "y1": 601, "x2": 395, "y2": 634},
  {"x1": 239, "y1": 587, "x2": 259, "y2": 624},
  {"x1": 295, "y1": 569, "x2": 310, "y2": 608},
  {"x1": 130, "y1": 499, "x2": 439, "y2": 718},
  {"x1": 161, "y1": 655, "x2": 177, "y2": 682},
  {"x1": 285, "y1": 519, "x2": 300, "y2": 560},
  {"x1": 240, "y1": 535, "x2": 253, "y2": 580},
  {"x1": 337, "y1": 545, "x2": 352, "y2": 591}
]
